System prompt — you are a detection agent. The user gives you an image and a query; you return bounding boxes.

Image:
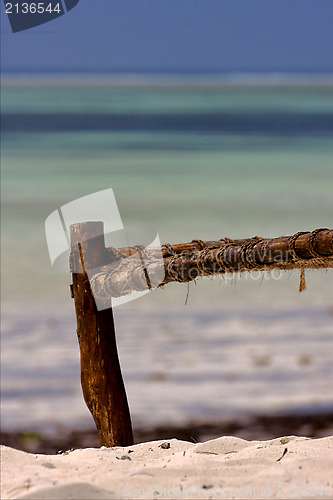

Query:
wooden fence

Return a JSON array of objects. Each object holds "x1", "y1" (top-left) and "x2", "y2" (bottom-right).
[{"x1": 70, "y1": 223, "x2": 333, "y2": 447}]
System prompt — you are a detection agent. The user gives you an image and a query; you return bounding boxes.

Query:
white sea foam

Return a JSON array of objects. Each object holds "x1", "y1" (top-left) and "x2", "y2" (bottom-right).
[{"x1": 2, "y1": 298, "x2": 332, "y2": 432}]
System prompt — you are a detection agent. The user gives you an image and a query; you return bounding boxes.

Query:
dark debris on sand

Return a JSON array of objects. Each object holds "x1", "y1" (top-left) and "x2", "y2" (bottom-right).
[{"x1": 1, "y1": 412, "x2": 333, "y2": 455}]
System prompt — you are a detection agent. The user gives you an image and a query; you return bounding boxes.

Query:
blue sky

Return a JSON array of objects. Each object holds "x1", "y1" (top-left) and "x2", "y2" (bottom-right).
[{"x1": 1, "y1": 0, "x2": 333, "y2": 73}]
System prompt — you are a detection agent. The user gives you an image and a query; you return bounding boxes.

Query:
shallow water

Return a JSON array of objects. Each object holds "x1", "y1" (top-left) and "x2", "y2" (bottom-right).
[{"x1": 1, "y1": 79, "x2": 333, "y2": 432}]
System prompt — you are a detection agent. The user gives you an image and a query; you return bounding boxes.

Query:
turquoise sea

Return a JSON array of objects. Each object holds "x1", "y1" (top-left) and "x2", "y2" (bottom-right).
[{"x1": 1, "y1": 77, "x2": 333, "y2": 432}]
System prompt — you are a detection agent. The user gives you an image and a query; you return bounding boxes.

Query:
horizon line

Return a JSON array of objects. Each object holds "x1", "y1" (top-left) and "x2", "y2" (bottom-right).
[{"x1": 2, "y1": 71, "x2": 333, "y2": 88}]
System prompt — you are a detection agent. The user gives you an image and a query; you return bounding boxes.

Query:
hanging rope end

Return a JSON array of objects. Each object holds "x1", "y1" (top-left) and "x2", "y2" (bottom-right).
[{"x1": 299, "y1": 267, "x2": 306, "y2": 292}]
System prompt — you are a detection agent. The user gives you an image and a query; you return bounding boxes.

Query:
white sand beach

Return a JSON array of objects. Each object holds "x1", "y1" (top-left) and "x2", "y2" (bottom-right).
[{"x1": 1, "y1": 436, "x2": 332, "y2": 499}]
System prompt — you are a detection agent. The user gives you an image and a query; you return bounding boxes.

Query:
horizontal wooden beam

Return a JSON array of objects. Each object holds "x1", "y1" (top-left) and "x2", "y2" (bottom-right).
[{"x1": 89, "y1": 228, "x2": 333, "y2": 299}]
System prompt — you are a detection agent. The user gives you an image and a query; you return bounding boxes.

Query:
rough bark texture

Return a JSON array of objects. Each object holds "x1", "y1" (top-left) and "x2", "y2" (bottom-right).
[
  {"x1": 110, "y1": 229, "x2": 333, "y2": 260},
  {"x1": 89, "y1": 228, "x2": 333, "y2": 299},
  {"x1": 70, "y1": 221, "x2": 133, "y2": 447}
]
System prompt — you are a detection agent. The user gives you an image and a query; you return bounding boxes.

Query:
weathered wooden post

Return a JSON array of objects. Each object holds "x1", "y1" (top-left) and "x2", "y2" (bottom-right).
[{"x1": 70, "y1": 221, "x2": 133, "y2": 447}]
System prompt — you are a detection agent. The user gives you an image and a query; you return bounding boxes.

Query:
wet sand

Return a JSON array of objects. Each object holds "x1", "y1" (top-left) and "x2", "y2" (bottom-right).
[{"x1": 2, "y1": 411, "x2": 333, "y2": 455}]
